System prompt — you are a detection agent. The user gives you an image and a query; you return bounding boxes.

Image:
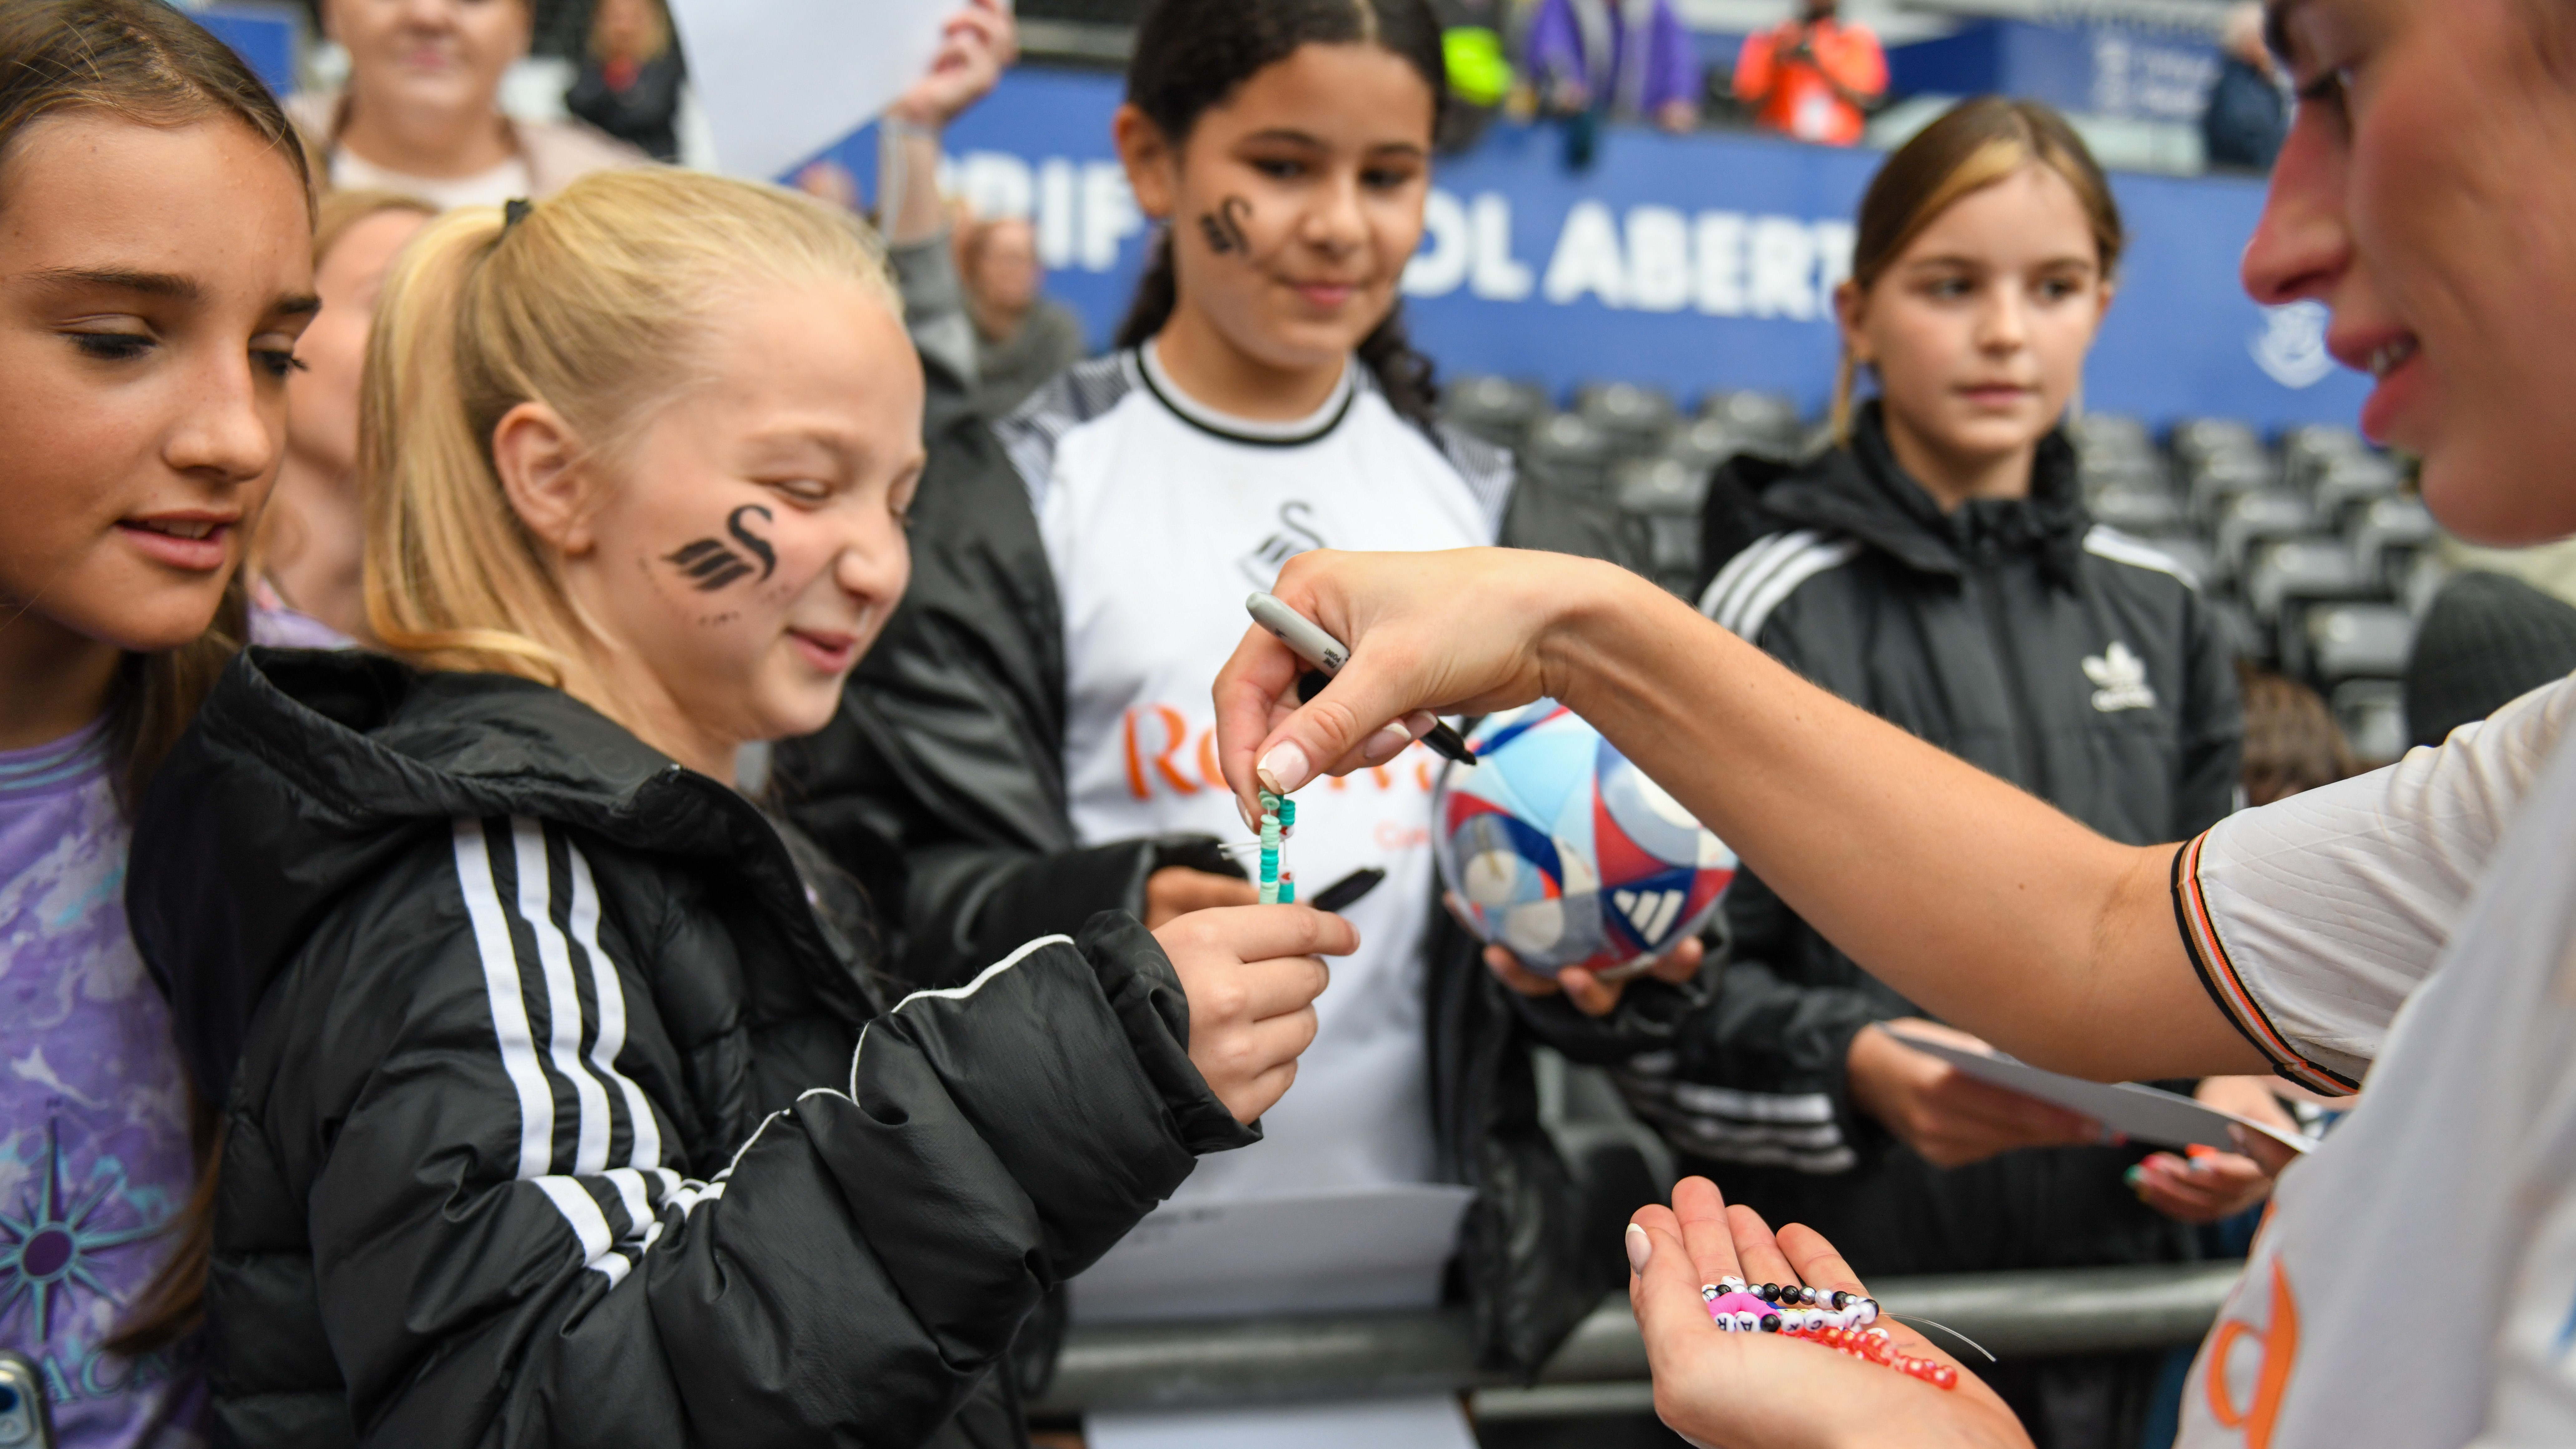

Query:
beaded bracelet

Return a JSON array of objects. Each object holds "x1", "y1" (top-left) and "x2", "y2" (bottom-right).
[
  {"x1": 1700, "y1": 1278, "x2": 1958, "y2": 1390},
  {"x1": 1256, "y1": 791, "x2": 1296, "y2": 905}
]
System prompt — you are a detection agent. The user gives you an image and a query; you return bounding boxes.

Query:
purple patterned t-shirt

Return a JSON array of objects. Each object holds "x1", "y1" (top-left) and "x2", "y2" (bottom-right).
[{"x1": 1, "y1": 720, "x2": 201, "y2": 1447}]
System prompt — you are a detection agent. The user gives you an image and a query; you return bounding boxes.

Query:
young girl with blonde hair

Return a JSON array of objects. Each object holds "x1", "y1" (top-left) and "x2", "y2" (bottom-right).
[{"x1": 126, "y1": 166, "x2": 1346, "y2": 1449}]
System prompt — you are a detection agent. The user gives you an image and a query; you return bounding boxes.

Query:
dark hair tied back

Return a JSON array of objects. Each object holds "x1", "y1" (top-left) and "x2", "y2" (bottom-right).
[{"x1": 1114, "y1": 0, "x2": 1449, "y2": 430}]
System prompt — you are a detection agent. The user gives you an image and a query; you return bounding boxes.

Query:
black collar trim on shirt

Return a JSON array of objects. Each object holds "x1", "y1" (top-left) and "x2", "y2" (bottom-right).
[{"x1": 1134, "y1": 342, "x2": 1357, "y2": 449}]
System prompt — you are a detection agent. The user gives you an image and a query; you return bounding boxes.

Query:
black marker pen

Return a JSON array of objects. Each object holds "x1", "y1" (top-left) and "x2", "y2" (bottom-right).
[{"x1": 1246, "y1": 592, "x2": 1475, "y2": 766}]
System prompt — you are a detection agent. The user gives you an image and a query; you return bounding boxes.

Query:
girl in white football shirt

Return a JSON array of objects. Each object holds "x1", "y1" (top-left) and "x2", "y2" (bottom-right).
[{"x1": 778, "y1": 0, "x2": 1679, "y2": 1390}]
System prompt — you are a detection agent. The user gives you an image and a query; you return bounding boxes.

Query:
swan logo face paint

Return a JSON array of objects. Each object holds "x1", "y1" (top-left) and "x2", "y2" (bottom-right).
[
  {"x1": 1198, "y1": 196, "x2": 1253, "y2": 257},
  {"x1": 664, "y1": 504, "x2": 778, "y2": 593}
]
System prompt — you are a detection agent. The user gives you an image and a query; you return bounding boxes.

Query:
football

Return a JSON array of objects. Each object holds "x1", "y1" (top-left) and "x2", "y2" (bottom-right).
[{"x1": 1433, "y1": 701, "x2": 1736, "y2": 976}]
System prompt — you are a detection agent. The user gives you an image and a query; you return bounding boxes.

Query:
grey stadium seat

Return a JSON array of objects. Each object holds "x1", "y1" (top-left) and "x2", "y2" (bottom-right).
[
  {"x1": 1662, "y1": 415, "x2": 1760, "y2": 471},
  {"x1": 1576, "y1": 381, "x2": 1678, "y2": 449},
  {"x1": 1614, "y1": 456, "x2": 1713, "y2": 597},
  {"x1": 2070, "y1": 412, "x2": 2155, "y2": 463},
  {"x1": 2246, "y1": 538, "x2": 2383, "y2": 627},
  {"x1": 2188, "y1": 453, "x2": 2276, "y2": 524},
  {"x1": 1525, "y1": 411, "x2": 1617, "y2": 493},
  {"x1": 2216, "y1": 491, "x2": 2323, "y2": 579},
  {"x1": 2172, "y1": 417, "x2": 2269, "y2": 475},
  {"x1": 2312, "y1": 452, "x2": 2404, "y2": 523},
  {"x1": 1697, "y1": 389, "x2": 1804, "y2": 447},
  {"x1": 1442, "y1": 374, "x2": 1546, "y2": 447},
  {"x1": 2305, "y1": 603, "x2": 2417, "y2": 687},
  {"x1": 2086, "y1": 479, "x2": 2183, "y2": 534},
  {"x1": 2350, "y1": 496, "x2": 2439, "y2": 592},
  {"x1": 2281, "y1": 423, "x2": 2371, "y2": 489}
]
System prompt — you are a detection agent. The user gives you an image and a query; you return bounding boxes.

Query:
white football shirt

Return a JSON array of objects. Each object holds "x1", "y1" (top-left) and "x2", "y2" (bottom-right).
[
  {"x1": 1003, "y1": 344, "x2": 1511, "y2": 1202},
  {"x1": 2169, "y1": 673, "x2": 2576, "y2": 1447}
]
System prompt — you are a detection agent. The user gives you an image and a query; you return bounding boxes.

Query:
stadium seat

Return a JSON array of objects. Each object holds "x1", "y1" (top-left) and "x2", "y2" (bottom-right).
[
  {"x1": 2330, "y1": 677, "x2": 2411, "y2": 765},
  {"x1": 1442, "y1": 373, "x2": 1545, "y2": 447},
  {"x1": 2304, "y1": 603, "x2": 2416, "y2": 688},
  {"x1": 1661, "y1": 415, "x2": 1759, "y2": 471},
  {"x1": 2280, "y1": 423, "x2": 2372, "y2": 490},
  {"x1": 1576, "y1": 381, "x2": 1677, "y2": 448},
  {"x1": 2171, "y1": 417, "x2": 2269, "y2": 475},
  {"x1": 2246, "y1": 538, "x2": 2383, "y2": 627},
  {"x1": 2188, "y1": 454, "x2": 2276, "y2": 524},
  {"x1": 2311, "y1": 452, "x2": 2404, "y2": 523},
  {"x1": 2086, "y1": 479, "x2": 2183, "y2": 534},
  {"x1": 1614, "y1": 456, "x2": 1712, "y2": 597},
  {"x1": 1696, "y1": 389, "x2": 1804, "y2": 447},
  {"x1": 2070, "y1": 412, "x2": 2155, "y2": 462},
  {"x1": 2215, "y1": 491, "x2": 2322, "y2": 579},
  {"x1": 2350, "y1": 496, "x2": 2439, "y2": 591},
  {"x1": 1525, "y1": 411, "x2": 1617, "y2": 492}
]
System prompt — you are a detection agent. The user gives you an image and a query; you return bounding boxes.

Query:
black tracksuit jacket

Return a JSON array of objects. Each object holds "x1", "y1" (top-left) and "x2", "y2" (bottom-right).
[
  {"x1": 771, "y1": 355, "x2": 1694, "y2": 1378},
  {"x1": 126, "y1": 648, "x2": 1257, "y2": 1448},
  {"x1": 1618, "y1": 404, "x2": 2245, "y2": 1278}
]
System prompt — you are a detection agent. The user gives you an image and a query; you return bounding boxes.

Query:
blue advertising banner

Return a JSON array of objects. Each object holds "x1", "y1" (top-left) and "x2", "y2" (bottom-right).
[
  {"x1": 817, "y1": 67, "x2": 2369, "y2": 432},
  {"x1": 1889, "y1": 20, "x2": 2222, "y2": 124},
  {"x1": 196, "y1": 3, "x2": 302, "y2": 102}
]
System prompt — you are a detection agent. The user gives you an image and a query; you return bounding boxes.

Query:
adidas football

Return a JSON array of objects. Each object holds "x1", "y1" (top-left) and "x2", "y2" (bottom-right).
[{"x1": 1433, "y1": 701, "x2": 1736, "y2": 976}]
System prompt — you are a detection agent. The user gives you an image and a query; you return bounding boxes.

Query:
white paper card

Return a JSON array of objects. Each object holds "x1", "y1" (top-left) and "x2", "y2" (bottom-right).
[
  {"x1": 1878, "y1": 1025, "x2": 2318, "y2": 1155},
  {"x1": 666, "y1": 0, "x2": 963, "y2": 179},
  {"x1": 1087, "y1": 1396, "x2": 1479, "y2": 1449},
  {"x1": 1069, "y1": 1184, "x2": 1476, "y2": 1324}
]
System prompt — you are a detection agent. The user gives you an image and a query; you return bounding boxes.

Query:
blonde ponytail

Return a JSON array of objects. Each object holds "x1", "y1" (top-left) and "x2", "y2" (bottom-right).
[{"x1": 360, "y1": 168, "x2": 900, "y2": 722}]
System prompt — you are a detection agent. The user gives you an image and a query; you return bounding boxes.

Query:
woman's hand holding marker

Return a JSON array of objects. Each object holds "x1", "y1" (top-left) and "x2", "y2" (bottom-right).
[{"x1": 1218, "y1": 547, "x2": 1630, "y2": 809}]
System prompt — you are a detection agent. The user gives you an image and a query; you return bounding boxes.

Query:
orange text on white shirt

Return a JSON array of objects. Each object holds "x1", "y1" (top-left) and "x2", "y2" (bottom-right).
[{"x1": 1120, "y1": 705, "x2": 1438, "y2": 799}]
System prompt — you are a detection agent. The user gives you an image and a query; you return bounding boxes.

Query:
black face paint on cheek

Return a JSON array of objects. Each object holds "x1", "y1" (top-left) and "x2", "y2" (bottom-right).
[
  {"x1": 1198, "y1": 196, "x2": 1253, "y2": 256},
  {"x1": 662, "y1": 504, "x2": 778, "y2": 593}
]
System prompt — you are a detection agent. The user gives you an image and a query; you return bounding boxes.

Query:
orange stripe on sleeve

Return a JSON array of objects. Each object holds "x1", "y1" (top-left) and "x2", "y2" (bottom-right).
[{"x1": 2169, "y1": 834, "x2": 2360, "y2": 1095}]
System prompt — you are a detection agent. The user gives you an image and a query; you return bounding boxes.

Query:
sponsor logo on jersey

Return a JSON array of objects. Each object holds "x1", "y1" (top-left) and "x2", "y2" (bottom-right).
[
  {"x1": 1121, "y1": 705, "x2": 1433, "y2": 801},
  {"x1": 2084, "y1": 641, "x2": 2158, "y2": 714},
  {"x1": 2204, "y1": 1258, "x2": 2300, "y2": 1449}
]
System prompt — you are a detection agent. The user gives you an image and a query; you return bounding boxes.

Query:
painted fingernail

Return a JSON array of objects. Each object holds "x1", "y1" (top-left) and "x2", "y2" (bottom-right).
[
  {"x1": 1237, "y1": 795, "x2": 1260, "y2": 833},
  {"x1": 1256, "y1": 741, "x2": 1310, "y2": 795},
  {"x1": 2123, "y1": 1165, "x2": 2145, "y2": 1191},
  {"x1": 1362, "y1": 721, "x2": 1412, "y2": 764},
  {"x1": 1625, "y1": 1222, "x2": 1651, "y2": 1276}
]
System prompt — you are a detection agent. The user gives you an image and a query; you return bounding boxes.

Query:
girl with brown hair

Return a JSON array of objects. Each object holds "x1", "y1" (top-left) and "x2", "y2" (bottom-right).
[
  {"x1": 0, "y1": 2, "x2": 315, "y2": 1443},
  {"x1": 1498, "y1": 96, "x2": 2255, "y2": 1448}
]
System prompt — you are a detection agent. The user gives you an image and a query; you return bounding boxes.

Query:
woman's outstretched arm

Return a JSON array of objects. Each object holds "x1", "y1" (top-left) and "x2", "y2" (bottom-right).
[{"x1": 1213, "y1": 547, "x2": 2270, "y2": 1085}]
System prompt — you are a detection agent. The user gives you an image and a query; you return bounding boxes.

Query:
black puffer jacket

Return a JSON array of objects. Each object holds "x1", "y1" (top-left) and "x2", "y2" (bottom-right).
[
  {"x1": 773, "y1": 358, "x2": 1690, "y2": 1378},
  {"x1": 127, "y1": 649, "x2": 1255, "y2": 1449},
  {"x1": 1615, "y1": 404, "x2": 2243, "y2": 1277}
]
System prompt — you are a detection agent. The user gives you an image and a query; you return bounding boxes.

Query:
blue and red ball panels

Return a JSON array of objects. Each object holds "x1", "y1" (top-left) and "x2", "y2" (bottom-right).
[{"x1": 1433, "y1": 701, "x2": 1736, "y2": 975}]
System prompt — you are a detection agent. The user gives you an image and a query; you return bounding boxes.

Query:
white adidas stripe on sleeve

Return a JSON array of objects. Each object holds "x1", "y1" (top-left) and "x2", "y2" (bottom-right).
[
  {"x1": 565, "y1": 843, "x2": 662, "y2": 1172},
  {"x1": 2083, "y1": 525, "x2": 2199, "y2": 588},
  {"x1": 1711, "y1": 532, "x2": 1862, "y2": 640},
  {"x1": 455, "y1": 816, "x2": 705, "y2": 1286},
  {"x1": 513, "y1": 820, "x2": 615, "y2": 1177},
  {"x1": 454, "y1": 818, "x2": 559, "y2": 1183}
]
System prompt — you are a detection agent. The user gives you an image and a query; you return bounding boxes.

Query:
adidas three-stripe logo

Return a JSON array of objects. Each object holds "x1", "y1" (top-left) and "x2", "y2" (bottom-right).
[
  {"x1": 451, "y1": 816, "x2": 711, "y2": 1288},
  {"x1": 1699, "y1": 530, "x2": 1864, "y2": 639}
]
